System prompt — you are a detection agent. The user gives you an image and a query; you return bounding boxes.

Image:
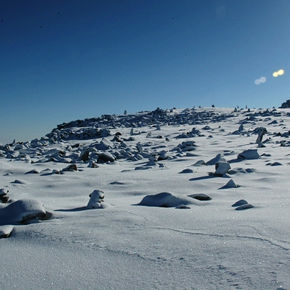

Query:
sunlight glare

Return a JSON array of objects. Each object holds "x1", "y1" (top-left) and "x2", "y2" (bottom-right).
[{"x1": 273, "y1": 69, "x2": 285, "y2": 78}]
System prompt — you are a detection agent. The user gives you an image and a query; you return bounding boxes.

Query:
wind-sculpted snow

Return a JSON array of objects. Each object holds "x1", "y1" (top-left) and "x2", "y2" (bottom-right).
[{"x1": 0, "y1": 106, "x2": 290, "y2": 289}]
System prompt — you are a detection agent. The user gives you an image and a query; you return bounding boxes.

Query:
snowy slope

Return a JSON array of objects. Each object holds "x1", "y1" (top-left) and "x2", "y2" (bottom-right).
[{"x1": 0, "y1": 107, "x2": 290, "y2": 289}]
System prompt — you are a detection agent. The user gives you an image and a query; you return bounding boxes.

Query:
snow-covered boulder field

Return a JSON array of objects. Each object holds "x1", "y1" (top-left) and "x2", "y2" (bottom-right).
[{"x1": 0, "y1": 106, "x2": 290, "y2": 289}]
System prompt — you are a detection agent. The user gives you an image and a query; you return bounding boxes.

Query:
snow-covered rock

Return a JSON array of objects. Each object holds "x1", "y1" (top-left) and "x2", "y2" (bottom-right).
[
  {"x1": 238, "y1": 149, "x2": 260, "y2": 160},
  {"x1": 232, "y1": 199, "x2": 248, "y2": 207},
  {"x1": 97, "y1": 152, "x2": 115, "y2": 163},
  {"x1": 219, "y1": 179, "x2": 238, "y2": 189},
  {"x1": 0, "y1": 199, "x2": 51, "y2": 225},
  {"x1": 215, "y1": 161, "x2": 231, "y2": 176},
  {"x1": 175, "y1": 141, "x2": 197, "y2": 152},
  {"x1": 87, "y1": 190, "x2": 105, "y2": 209},
  {"x1": 0, "y1": 225, "x2": 14, "y2": 238},
  {"x1": 139, "y1": 192, "x2": 192, "y2": 208}
]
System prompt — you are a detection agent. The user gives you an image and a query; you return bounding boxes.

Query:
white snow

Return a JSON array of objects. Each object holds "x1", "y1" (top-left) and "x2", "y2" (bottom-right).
[{"x1": 0, "y1": 106, "x2": 290, "y2": 289}]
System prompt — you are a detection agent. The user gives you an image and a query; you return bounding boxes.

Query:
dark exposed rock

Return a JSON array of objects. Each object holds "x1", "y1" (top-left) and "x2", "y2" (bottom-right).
[
  {"x1": 280, "y1": 99, "x2": 290, "y2": 108},
  {"x1": 11, "y1": 179, "x2": 25, "y2": 184},
  {"x1": 188, "y1": 193, "x2": 212, "y2": 201},
  {"x1": 80, "y1": 149, "x2": 90, "y2": 162},
  {"x1": 192, "y1": 160, "x2": 206, "y2": 166},
  {"x1": 232, "y1": 199, "x2": 248, "y2": 207},
  {"x1": 62, "y1": 164, "x2": 78, "y2": 172},
  {"x1": 179, "y1": 168, "x2": 194, "y2": 174},
  {"x1": 219, "y1": 179, "x2": 238, "y2": 189},
  {"x1": 175, "y1": 141, "x2": 197, "y2": 152},
  {"x1": 238, "y1": 149, "x2": 260, "y2": 160},
  {"x1": 97, "y1": 152, "x2": 115, "y2": 163},
  {"x1": 215, "y1": 161, "x2": 231, "y2": 176},
  {"x1": 235, "y1": 204, "x2": 254, "y2": 210},
  {"x1": 25, "y1": 169, "x2": 39, "y2": 174},
  {"x1": 139, "y1": 192, "x2": 192, "y2": 208}
]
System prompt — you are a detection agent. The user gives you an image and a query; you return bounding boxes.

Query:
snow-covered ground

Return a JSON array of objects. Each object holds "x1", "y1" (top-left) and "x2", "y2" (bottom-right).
[{"x1": 0, "y1": 107, "x2": 289, "y2": 289}]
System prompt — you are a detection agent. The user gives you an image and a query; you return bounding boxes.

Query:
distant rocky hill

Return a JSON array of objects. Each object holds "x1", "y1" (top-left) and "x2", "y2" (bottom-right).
[
  {"x1": 280, "y1": 100, "x2": 290, "y2": 108},
  {"x1": 0, "y1": 107, "x2": 289, "y2": 168},
  {"x1": 46, "y1": 107, "x2": 231, "y2": 142}
]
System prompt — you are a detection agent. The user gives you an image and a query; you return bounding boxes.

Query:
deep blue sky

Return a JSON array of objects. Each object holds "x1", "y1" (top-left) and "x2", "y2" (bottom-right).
[{"x1": 0, "y1": 0, "x2": 289, "y2": 143}]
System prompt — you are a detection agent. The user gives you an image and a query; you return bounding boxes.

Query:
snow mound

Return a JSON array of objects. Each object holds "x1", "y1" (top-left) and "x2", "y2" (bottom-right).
[
  {"x1": 138, "y1": 192, "x2": 192, "y2": 208},
  {"x1": 0, "y1": 199, "x2": 51, "y2": 225}
]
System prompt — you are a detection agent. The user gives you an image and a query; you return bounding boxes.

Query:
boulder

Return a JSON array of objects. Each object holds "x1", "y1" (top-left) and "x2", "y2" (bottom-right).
[
  {"x1": 255, "y1": 127, "x2": 267, "y2": 145},
  {"x1": 25, "y1": 169, "x2": 39, "y2": 174},
  {"x1": 235, "y1": 204, "x2": 254, "y2": 210},
  {"x1": 0, "y1": 199, "x2": 51, "y2": 225},
  {"x1": 97, "y1": 152, "x2": 115, "y2": 163},
  {"x1": 139, "y1": 192, "x2": 192, "y2": 208},
  {"x1": 176, "y1": 141, "x2": 197, "y2": 152},
  {"x1": 215, "y1": 161, "x2": 231, "y2": 176},
  {"x1": 158, "y1": 150, "x2": 168, "y2": 161},
  {"x1": 232, "y1": 199, "x2": 248, "y2": 207},
  {"x1": 238, "y1": 149, "x2": 260, "y2": 160},
  {"x1": 62, "y1": 164, "x2": 78, "y2": 172},
  {"x1": 219, "y1": 179, "x2": 238, "y2": 189},
  {"x1": 80, "y1": 149, "x2": 90, "y2": 162},
  {"x1": 192, "y1": 160, "x2": 206, "y2": 166},
  {"x1": 188, "y1": 193, "x2": 211, "y2": 201},
  {"x1": 179, "y1": 168, "x2": 194, "y2": 174}
]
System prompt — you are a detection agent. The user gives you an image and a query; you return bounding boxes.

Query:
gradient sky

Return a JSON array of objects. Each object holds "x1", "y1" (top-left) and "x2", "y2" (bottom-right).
[{"x1": 0, "y1": 0, "x2": 289, "y2": 143}]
